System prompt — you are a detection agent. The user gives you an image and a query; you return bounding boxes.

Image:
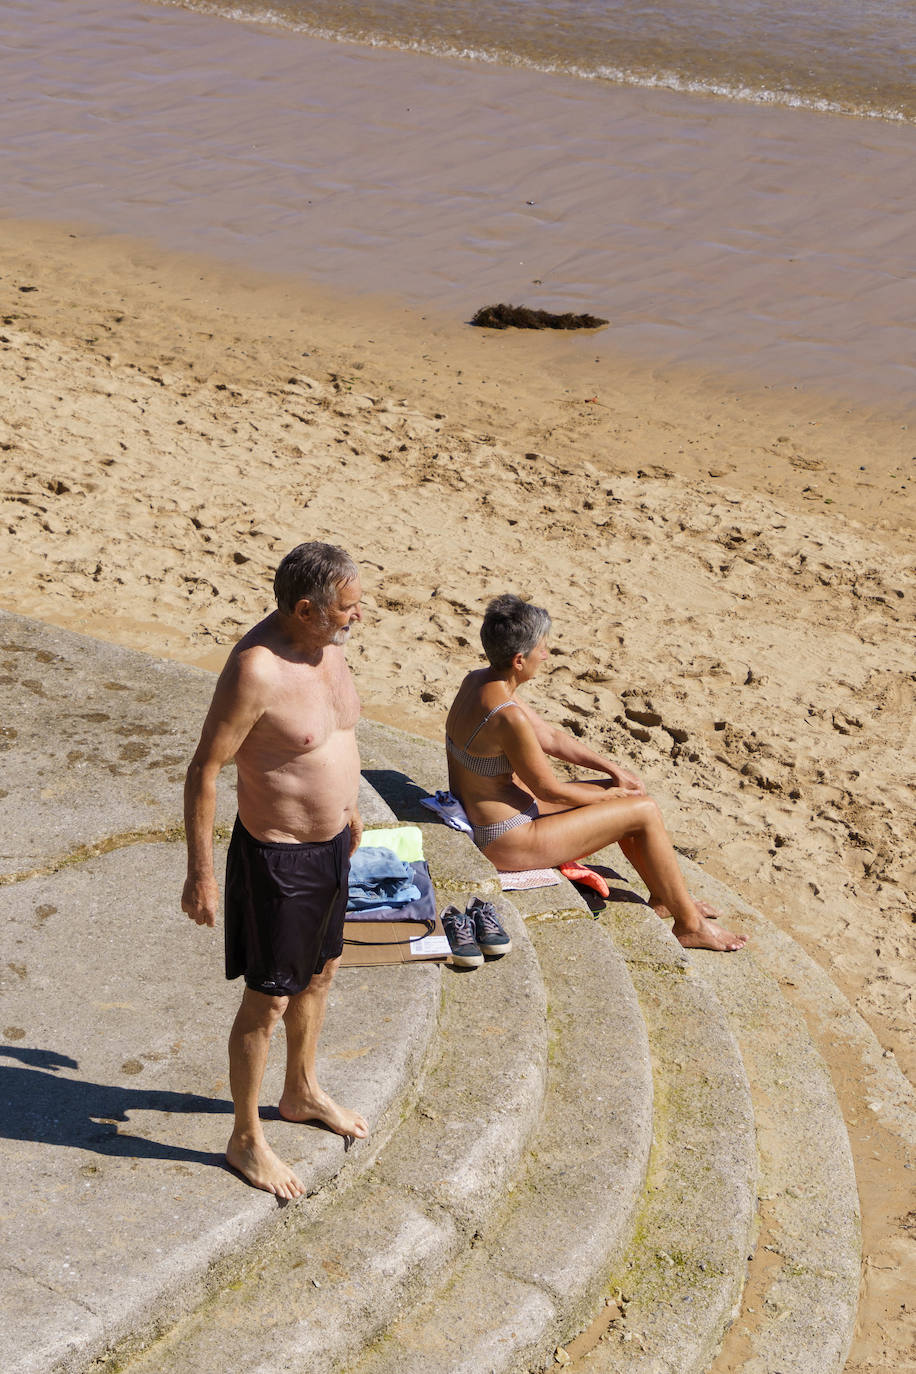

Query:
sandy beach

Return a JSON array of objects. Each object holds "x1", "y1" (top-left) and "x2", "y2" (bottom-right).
[
  {"x1": 2, "y1": 221, "x2": 914, "y2": 1371},
  {"x1": 1, "y1": 0, "x2": 915, "y2": 1363}
]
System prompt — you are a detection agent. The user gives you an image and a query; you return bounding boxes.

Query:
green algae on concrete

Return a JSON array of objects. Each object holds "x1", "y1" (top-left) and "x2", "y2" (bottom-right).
[
  {"x1": 494, "y1": 917, "x2": 654, "y2": 1335},
  {"x1": 581, "y1": 897, "x2": 757, "y2": 1372},
  {"x1": 369, "y1": 895, "x2": 546, "y2": 1235}
]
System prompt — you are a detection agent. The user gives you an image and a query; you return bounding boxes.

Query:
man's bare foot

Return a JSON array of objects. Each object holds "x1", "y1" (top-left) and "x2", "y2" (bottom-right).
[
  {"x1": 278, "y1": 1086, "x2": 369, "y2": 1140},
  {"x1": 225, "y1": 1132, "x2": 305, "y2": 1199},
  {"x1": 672, "y1": 914, "x2": 747, "y2": 952}
]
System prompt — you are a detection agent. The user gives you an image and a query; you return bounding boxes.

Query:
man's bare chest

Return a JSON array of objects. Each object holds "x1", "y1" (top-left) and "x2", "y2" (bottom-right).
[{"x1": 249, "y1": 660, "x2": 360, "y2": 760}]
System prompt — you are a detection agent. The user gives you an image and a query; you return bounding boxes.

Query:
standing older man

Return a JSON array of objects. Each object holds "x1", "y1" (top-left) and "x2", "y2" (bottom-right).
[{"x1": 182, "y1": 542, "x2": 368, "y2": 1199}]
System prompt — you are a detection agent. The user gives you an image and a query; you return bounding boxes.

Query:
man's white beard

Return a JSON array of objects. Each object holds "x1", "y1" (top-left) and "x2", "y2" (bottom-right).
[{"x1": 330, "y1": 625, "x2": 351, "y2": 646}]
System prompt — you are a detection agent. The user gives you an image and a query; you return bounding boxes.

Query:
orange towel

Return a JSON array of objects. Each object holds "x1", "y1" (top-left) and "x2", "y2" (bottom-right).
[{"x1": 558, "y1": 861, "x2": 610, "y2": 899}]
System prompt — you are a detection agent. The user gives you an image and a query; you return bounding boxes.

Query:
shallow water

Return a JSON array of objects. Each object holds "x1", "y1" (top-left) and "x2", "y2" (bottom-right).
[{"x1": 2, "y1": 0, "x2": 914, "y2": 414}]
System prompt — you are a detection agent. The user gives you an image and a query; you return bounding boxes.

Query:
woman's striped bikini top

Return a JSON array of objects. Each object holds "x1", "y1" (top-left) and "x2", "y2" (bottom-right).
[{"x1": 445, "y1": 700, "x2": 521, "y2": 776}]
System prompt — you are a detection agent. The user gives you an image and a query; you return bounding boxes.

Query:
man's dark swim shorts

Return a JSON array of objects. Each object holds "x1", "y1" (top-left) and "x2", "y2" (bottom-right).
[{"x1": 224, "y1": 817, "x2": 350, "y2": 997}]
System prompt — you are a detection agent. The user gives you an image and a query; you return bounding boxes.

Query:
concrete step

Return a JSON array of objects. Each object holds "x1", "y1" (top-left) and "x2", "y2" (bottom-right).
[
  {"x1": 571, "y1": 846, "x2": 863, "y2": 1374},
  {"x1": 357, "y1": 717, "x2": 448, "y2": 819},
  {"x1": 356, "y1": 718, "x2": 878, "y2": 1374},
  {"x1": 521, "y1": 879, "x2": 758, "y2": 1374},
  {"x1": 111, "y1": 883, "x2": 549, "y2": 1372},
  {"x1": 0, "y1": 612, "x2": 424, "y2": 1374},
  {"x1": 349, "y1": 912, "x2": 655, "y2": 1374},
  {"x1": 100, "y1": 822, "x2": 664, "y2": 1374},
  {"x1": 675, "y1": 854, "x2": 916, "y2": 1374},
  {"x1": 0, "y1": 838, "x2": 441, "y2": 1374},
  {"x1": 3, "y1": 621, "x2": 893, "y2": 1374},
  {"x1": 350, "y1": 719, "x2": 763, "y2": 1374},
  {"x1": 674, "y1": 852, "x2": 916, "y2": 1160}
]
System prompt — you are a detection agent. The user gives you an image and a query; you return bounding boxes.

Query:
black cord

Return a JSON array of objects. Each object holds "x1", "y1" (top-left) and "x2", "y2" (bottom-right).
[{"x1": 342, "y1": 918, "x2": 436, "y2": 947}]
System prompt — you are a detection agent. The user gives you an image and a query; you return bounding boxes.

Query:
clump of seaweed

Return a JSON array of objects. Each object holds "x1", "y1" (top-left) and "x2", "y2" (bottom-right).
[{"x1": 470, "y1": 303, "x2": 608, "y2": 331}]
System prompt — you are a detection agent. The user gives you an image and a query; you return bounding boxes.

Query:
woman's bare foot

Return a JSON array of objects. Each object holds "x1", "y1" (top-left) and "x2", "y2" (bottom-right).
[
  {"x1": 225, "y1": 1132, "x2": 305, "y2": 1199},
  {"x1": 672, "y1": 913, "x2": 747, "y2": 952},
  {"x1": 692, "y1": 899, "x2": 736, "y2": 924},
  {"x1": 650, "y1": 896, "x2": 748, "y2": 951},
  {"x1": 278, "y1": 1086, "x2": 369, "y2": 1140}
]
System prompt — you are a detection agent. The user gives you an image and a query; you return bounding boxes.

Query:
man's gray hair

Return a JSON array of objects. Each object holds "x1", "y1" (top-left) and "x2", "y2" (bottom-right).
[
  {"x1": 274, "y1": 542, "x2": 358, "y2": 615},
  {"x1": 480, "y1": 594, "x2": 551, "y2": 670}
]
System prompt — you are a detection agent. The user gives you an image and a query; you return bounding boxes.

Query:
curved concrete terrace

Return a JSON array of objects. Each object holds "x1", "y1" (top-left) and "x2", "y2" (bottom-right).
[{"x1": 2, "y1": 611, "x2": 913, "y2": 1374}]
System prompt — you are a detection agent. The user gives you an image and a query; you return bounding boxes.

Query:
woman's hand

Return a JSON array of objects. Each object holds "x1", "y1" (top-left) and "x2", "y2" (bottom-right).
[{"x1": 606, "y1": 763, "x2": 646, "y2": 795}]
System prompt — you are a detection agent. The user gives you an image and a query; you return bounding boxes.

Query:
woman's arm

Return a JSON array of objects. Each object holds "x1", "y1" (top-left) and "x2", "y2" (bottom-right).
[
  {"x1": 515, "y1": 700, "x2": 645, "y2": 794},
  {"x1": 494, "y1": 707, "x2": 637, "y2": 808}
]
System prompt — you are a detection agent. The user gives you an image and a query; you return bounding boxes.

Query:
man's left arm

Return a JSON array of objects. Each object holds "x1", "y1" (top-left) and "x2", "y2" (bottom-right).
[{"x1": 517, "y1": 701, "x2": 646, "y2": 794}]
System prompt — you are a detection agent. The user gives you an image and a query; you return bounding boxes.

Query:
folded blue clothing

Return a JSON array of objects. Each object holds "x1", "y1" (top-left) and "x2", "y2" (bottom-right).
[
  {"x1": 346, "y1": 860, "x2": 436, "y2": 926},
  {"x1": 348, "y1": 845, "x2": 422, "y2": 911}
]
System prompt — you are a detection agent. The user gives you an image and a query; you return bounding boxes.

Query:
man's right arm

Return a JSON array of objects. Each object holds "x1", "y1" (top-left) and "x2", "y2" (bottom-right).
[{"x1": 181, "y1": 652, "x2": 267, "y2": 929}]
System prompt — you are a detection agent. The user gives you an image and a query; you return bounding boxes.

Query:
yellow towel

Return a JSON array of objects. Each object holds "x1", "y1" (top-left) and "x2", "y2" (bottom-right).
[{"x1": 357, "y1": 825, "x2": 424, "y2": 863}]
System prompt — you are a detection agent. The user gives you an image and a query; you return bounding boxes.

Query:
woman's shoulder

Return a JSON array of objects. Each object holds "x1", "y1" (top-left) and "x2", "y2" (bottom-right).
[
  {"x1": 448, "y1": 672, "x2": 519, "y2": 729},
  {"x1": 452, "y1": 668, "x2": 495, "y2": 704},
  {"x1": 447, "y1": 671, "x2": 483, "y2": 728}
]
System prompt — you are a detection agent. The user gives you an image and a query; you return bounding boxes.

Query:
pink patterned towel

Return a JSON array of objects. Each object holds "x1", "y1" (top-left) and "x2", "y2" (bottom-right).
[{"x1": 498, "y1": 868, "x2": 561, "y2": 891}]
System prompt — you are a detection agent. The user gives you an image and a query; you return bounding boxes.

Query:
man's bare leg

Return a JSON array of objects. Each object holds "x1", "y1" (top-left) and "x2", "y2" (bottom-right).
[
  {"x1": 226, "y1": 987, "x2": 306, "y2": 1198},
  {"x1": 277, "y1": 957, "x2": 369, "y2": 1140}
]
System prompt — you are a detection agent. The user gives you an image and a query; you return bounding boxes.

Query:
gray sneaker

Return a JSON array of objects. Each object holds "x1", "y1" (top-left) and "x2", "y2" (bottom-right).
[
  {"x1": 441, "y1": 905, "x2": 484, "y2": 968},
  {"x1": 467, "y1": 897, "x2": 512, "y2": 957}
]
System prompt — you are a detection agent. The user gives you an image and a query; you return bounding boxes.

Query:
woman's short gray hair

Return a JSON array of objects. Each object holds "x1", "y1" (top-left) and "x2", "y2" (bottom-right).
[
  {"x1": 480, "y1": 594, "x2": 551, "y2": 670},
  {"x1": 274, "y1": 542, "x2": 358, "y2": 615}
]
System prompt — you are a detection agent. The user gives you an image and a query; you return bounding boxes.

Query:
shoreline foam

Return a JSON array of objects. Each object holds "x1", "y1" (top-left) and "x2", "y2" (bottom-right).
[{"x1": 157, "y1": 0, "x2": 916, "y2": 124}]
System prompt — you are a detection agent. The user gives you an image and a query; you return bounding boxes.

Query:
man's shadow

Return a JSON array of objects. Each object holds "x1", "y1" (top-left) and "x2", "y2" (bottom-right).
[
  {"x1": 0, "y1": 1045, "x2": 232, "y2": 1169},
  {"x1": 362, "y1": 769, "x2": 433, "y2": 824}
]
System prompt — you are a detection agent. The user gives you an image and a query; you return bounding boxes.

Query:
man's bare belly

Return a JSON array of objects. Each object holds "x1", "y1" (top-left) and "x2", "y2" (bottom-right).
[{"x1": 236, "y1": 731, "x2": 361, "y2": 843}]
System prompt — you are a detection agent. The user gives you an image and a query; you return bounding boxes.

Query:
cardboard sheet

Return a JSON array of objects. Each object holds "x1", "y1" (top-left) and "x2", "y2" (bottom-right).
[{"x1": 340, "y1": 907, "x2": 451, "y2": 967}]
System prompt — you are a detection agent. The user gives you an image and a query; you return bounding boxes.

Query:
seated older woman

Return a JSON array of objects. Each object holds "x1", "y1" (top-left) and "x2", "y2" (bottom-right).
[{"x1": 445, "y1": 594, "x2": 746, "y2": 953}]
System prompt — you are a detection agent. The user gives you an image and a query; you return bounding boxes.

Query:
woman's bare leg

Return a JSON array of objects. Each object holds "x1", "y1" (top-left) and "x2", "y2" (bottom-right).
[
  {"x1": 485, "y1": 794, "x2": 746, "y2": 952},
  {"x1": 617, "y1": 831, "x2": 746, "y2": 945},
  {"x1": 533, "y1": 779, "x2": 744, "y2": 947}
]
